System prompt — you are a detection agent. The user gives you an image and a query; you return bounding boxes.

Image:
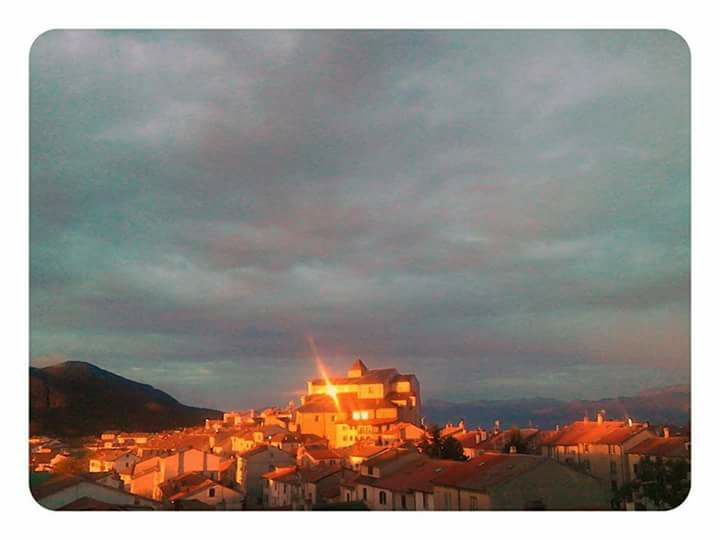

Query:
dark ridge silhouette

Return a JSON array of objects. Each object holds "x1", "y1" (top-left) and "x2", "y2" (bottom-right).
[{"x1": 30, "y1": 361, "x2": 222, "y2": 436}]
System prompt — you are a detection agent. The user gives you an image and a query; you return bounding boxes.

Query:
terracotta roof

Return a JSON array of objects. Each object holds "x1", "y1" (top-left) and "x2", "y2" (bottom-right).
[
  {"x1": 303, "y1": 446, "x2": 343, "y2": 461},
  {"x1": 368, "y1": 457, "x2": 460, "y2": 494},
  {"x1": 299, "y1": 464, "x2": 343, "y2": 483},
  {"x1": 363, "y1": 446, "x2": 418, "y2": 468},
  {"x1": 431, "y1": 453, "x2": 547, "y2": 492},
  {"x1": 383, "y1": 422, "x2": 424, "y2": 435},
  {"x1": 627, "y1": 436, "x2": 689, "y2": 458},
  {"x1": 89, "y1": 449, "x2": 131, "y2": 462},
  {"x1": 237, "y1": 444, "x2": 270, "y2": 459},
  {"x1": 159, "y1": 471, "x2": 227, "y2": 501},
  {"x1": 338, "y1": 444, "x2": 387, "y2": 459},
  {"x1": 262, "y1": 467, "x2": 299, "y2": 483},
  {"x1": 539, "y1": 421, "x2": 649, "y2": 446}
]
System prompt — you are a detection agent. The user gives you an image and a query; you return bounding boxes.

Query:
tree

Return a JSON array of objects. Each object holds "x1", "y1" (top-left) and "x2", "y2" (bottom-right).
[
  {"x1": 419, "y1": 424, "x2": 468, "y2": 461},
  {"x1": 502, "y1": 428, "x2": 528, "y2": 454},
  {"x1": 616, "y1": 456, "x2": 690, "y2": 510}
]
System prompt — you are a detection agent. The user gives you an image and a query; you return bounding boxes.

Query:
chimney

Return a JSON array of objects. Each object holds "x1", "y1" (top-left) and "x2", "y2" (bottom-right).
[
  {"x1": 627, "y1": 417, "x2": 633, "y2": 427},
  {"x1": 663, "y1": 427, "x2": 670, "y2": 439},
  {"x1": 555, "y1": 424, "x2": 560, "y2": 432},
  {"x1": 494, "y1": 420, "x2": 501, "y2": 433},
  {"x1": 475, "y1": 432, "x2": 480, "y2": 445},
  {"x1": 459, "y1": 419, "x2": 466, "y2": 431},
  {"x1": 596, "y1": 411, "x2": 605, "y2": 425},
  {"x1": 481, "y1": 431, "x2": 488, "y2": 441},
  {"x1": 583, "y1": 415, "x2": 589, "y2": 424}
]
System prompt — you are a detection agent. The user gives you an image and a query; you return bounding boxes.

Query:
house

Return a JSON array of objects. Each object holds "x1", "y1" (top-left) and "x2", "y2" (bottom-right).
[
  {"x1": 269, "y1": 431, "x2": 302, "y2": 455},
  {"x1": 347, "y1": 455, "x2": 458, "y2": 510},
  {"x1": 296, "y1": 359, "x2": 421, "y2": 448},
  {"x1": 624, "y1": 428, "x2": 690, "y2": 510},
  {"x1": 31, "y1": 450, "x2": 71, "y2": 472},
  {"x1": 262, "y1": 464, "x2": 344, "y2": 509},
  {"x1": 343, "y1": 445, "x2": 428, "y2": 508},
  {"x1": 262, "y1": 467, "x2": 302, "y2": 508},
  {"x1": 31, "y1": 473, "x2": 162, "y2": 510},
  {"x1": 538, "y1": 412, "x2": 654, "y2": 493},
  {"x1": 236, "y1": 445, "x2": 296, "y2": 508},
  {"x1": 456, "y1": 428, "x2": 540, "y2": 458},
  {"x1": 117, "y1": 433, "x2": 151, "y2": 446},
  {"x1": 300, "y1": 464, "x2": 344, "y2": 505},
  {"x1": 297, "y1": 445, "x2": 343, "y2": 468},
  {"x1": 88, "y1": 449, "x2": 138, "y2": 477},
  {"x1": 454, "y1": 430, "x2": 491, "y2": 459},
  {"x1": 432, "y1": 453, "x2": 610, "y2": 510},
  {"x1": 338, "y1": 443, "x2": 389, "y2": 471},
  {"x1": 380, "y1": 421, "x2": 427, "y2": 446},
  {"x1": 129, "y1": 447, "x2": 226, "y2": 500},
  {"x1": 159, "y1": 471, "x2": 243, "y2": 509}
]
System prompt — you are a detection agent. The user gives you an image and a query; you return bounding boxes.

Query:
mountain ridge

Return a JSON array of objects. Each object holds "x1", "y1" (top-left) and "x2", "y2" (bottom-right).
[
  {"x1": 423, "y1": 384, "x2": 690, "y2": 429},
  {"x1": 30, "y1": 361, "x2": 222, "y2": 436}
]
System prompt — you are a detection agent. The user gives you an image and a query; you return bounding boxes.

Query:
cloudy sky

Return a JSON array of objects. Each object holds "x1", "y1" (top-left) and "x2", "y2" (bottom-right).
[{"x1": 30, "y1": 30, "x2": 689, "y2": 410}]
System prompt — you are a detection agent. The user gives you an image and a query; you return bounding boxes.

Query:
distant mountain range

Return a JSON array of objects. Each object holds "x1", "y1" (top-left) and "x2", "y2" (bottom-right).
[
  {"x1": 30, "y1": 361, "x2": 222, "y2": 436},
  {"x1": 423, "y1": 384, "x2": 691, "y2": 429}
]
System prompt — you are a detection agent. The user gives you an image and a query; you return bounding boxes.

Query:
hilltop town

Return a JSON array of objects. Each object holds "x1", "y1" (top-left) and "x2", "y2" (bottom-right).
[{"x1": 29, "y1": 360, "x2": 690, "y2": 511}]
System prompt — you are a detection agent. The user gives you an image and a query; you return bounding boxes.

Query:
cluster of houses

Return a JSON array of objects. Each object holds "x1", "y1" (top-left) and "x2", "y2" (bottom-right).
[{"x1": 29, "y1": 360, "x2": 690, "y2": 511}]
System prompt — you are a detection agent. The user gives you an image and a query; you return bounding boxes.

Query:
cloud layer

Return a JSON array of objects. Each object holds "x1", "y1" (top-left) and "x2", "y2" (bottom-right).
[{"x1": 30, "y1": 31, "x2": 690, "y2": 409}]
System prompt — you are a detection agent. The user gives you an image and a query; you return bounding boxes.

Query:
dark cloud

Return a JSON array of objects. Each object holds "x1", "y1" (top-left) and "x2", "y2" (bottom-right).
[{"x1": 30, "y1": 30, "x2": 690, "y2": 409}]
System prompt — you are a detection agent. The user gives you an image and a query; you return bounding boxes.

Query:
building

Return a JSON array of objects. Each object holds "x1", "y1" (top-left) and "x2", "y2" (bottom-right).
[
  {"x1": 235, "y1": 444, "x2": 296, "y2": 508},
  {"x1": 129, "y1": 447, "x2": 228, "y2": 500},
  {"x1": 348, "y1": 455, "x2": 459, "y2": 510},
  {"x1": 380, "y1": 422, "x2": 427, "y2": 446},
  {"x1": 295, "y1": 359, "x2": 421, "y2": 448},
  {"x1": 624, "y1": 428, "x2": 690, "y2": 510},
  {"x1": 159, "y1": 471, "x2": 243, "y2": 509},
  {"x1": 297, "y1": 445, "x2": 343, "y2": 468},
  {"x1": 31, "y1": 473, "x2": 162, "y2": 510},
  {"x1": 88, "y1": 449, "x2": 138, "y2": 476},
  {"x1": 538, "y1": 412, "x2": 654, "y2": 493},
  {"x1": 432, "y1": 453, "x2": 610, "y2": 510}
]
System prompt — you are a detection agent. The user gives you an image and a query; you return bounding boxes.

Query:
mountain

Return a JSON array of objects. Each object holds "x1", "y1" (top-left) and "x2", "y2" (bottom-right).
[
  {"x1": 30, "y1": 361, "x2": 222, "y2": 436},
  {"x1": 422, "y1": 384, "x2": 690, "y2": 429}
]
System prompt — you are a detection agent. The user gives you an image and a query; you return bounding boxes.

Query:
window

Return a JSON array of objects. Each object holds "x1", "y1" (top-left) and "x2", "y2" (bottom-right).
[
  {"x1": 583, "y1": 444, "x2": 589, "y2": 453},
  {"x1": 379, "y1": 491, "x2": 387, "y2": 505},
  {"x1": 363, "y1": 488, "x2": 368, "y2": 501},
  {"x1": 401, "y1": 495, "x2": 407, "y2": 509},
  {"x1": 283, "y1": 484, "x2": 287, "y2": 494},
  {"x1": 469, "y1": 495, "x2": 478, "y2": 510},
  {"x1": 315, "y1": 415, "x2": 320, "y2": 422},
  {"x1": 444, "y1": 492, "x2": 451, "y2": 508},
  {"x1": 610, "y1": 461, "x2": 617, "y2": 474},
  {"x1": 346, "y1": 493, "x2": 351, "y2": 502},
  {"x1": 208, "y1": 488, "x2": 216, "y2": 498}
]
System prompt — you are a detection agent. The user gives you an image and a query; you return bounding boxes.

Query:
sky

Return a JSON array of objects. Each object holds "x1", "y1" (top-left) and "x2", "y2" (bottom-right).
[{"x1": 30, "y1": 30, "x2": 690, "y2": 410}]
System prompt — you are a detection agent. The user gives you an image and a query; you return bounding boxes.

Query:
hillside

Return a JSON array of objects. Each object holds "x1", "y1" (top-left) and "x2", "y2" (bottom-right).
[
  {"x1": 30, "y1": 361, "x2": 222, "y2": 436},
  {"x1": 423, "y1": 384, "x2": 690, "y2": 429}
]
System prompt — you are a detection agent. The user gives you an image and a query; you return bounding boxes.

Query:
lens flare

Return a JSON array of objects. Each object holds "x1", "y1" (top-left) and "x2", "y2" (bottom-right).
[{"x1": 306, "y1": 336, "x2": 340, "y2": 411}]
